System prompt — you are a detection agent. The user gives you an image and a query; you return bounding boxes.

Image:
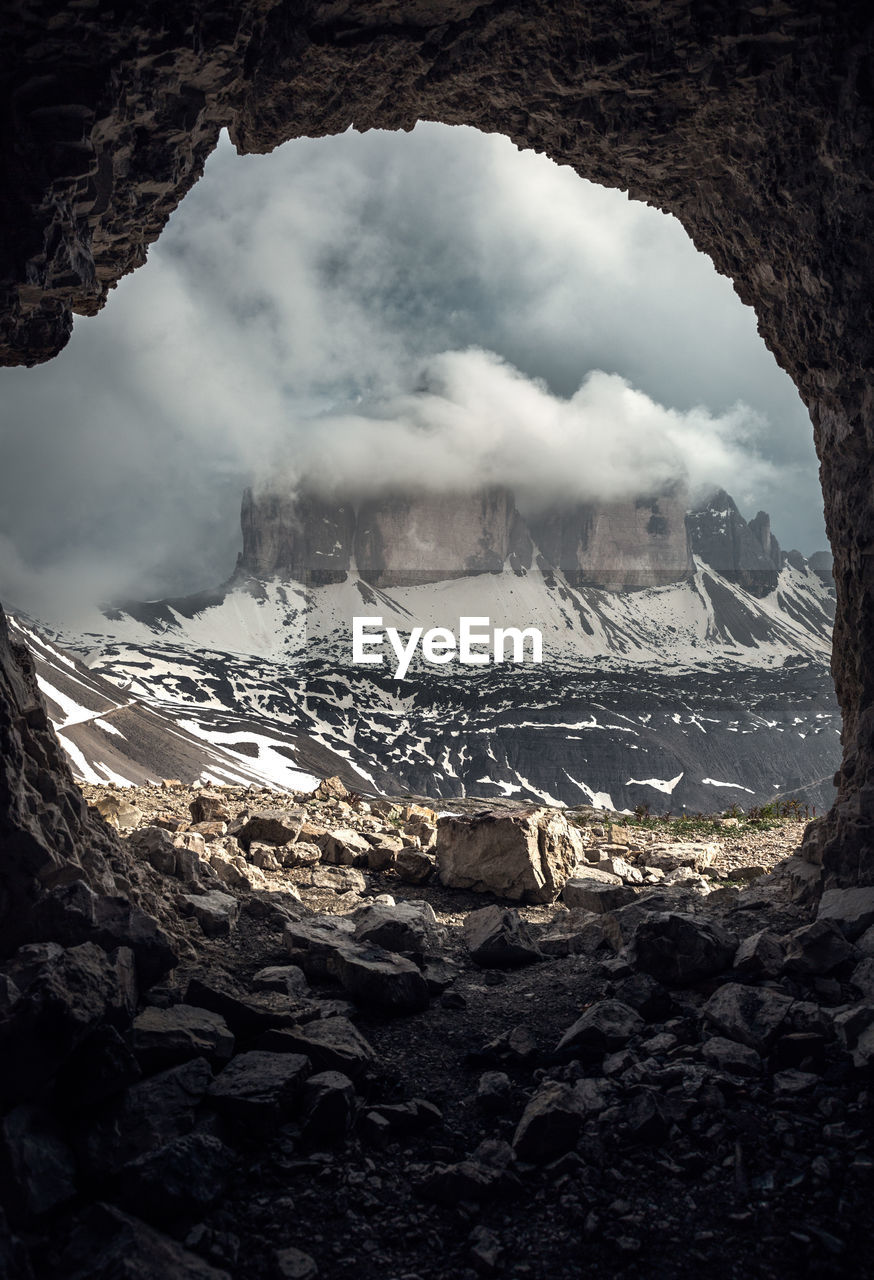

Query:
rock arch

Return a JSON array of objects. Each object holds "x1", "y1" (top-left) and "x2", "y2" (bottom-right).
[{"x1": 2, "y1": 1, "x2": 873, "y2": 894}]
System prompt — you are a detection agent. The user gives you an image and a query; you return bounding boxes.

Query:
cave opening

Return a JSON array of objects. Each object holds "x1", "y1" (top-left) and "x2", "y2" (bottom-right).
[{"x1": 0, "y1": 120, "x2": 838, "y2": 820}]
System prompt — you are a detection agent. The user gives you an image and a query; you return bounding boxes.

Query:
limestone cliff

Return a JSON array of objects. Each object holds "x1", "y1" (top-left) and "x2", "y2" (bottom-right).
[
  {"x1": 237, "y1": 487, "x2": 354, "y2": 584},
  {"x1": 528, "y1": 491, "x2": 694, "y2": 589},
  {"x1": 355, "y1": 488, "x2": 515, "y2": 588},
  {"x1": 234, "y1": 484, "x2": 699, "y2": 590}
]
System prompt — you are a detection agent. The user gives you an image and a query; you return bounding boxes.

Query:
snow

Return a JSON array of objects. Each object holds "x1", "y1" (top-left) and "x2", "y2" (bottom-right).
[
  {"x1": 626, "y1": 773, "x2": 684, "y2": 795},
  {"x1": 95, "y1": 718, "x2": 125, "y2": 737},
  {"x1": 176, "y1": 720, "x2": 320, "y2": 792},
  {"x1": 562, "y1": 772, "x2": 615, "y2": 810},
  {"x1": 701, "y1": 778, "x2": 755, "y2": 793}
]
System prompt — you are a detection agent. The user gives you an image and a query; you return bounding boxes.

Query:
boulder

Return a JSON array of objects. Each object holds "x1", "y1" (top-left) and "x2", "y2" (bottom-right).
[
  {"x1": 1, "y1": 1104, "x2": 77, "y2": 1221},
  {"x1": 284, "y1": 919, "x2": 429, "y2": 1013},
  {"x1": 0, "y1": 942, "x2": 137, "y2": 1102},
  {"x1": 207, "y1": 1051, "x2": 311, "y2": 1128},
  {"x1": 832, "y1": 1003, "x2": 874, "y2": 1070},
  {"x1": 93, "y1": 794, "x2": 142, "y2": 832},
  {"x1": 115, "y1": 1133, "x2": 233, "y2": 1223},
  {"x1": 816, "y1": 887, "x2": 874, "y2": 941},
  {"x1": 128, "y1": 826, "x2": 177, "y2": 876},
  {"x1": 131, "y1": 1006, "x2": 235, "y2": 1072},
  {"x1": 396, "y1": 848, "x2": 436, "y2": 884},
  {"x1": 628, "y1": 913, "x2": 736, "y2": 985},
  {"x1": 81, "y1": 1058, "x2": 214, "y2": 1174},
  {"x1": 328, "y1": 944, "x2": 430, "y2": 1015},
  {"x1": 512, "y1": 1081, "x2": 588, "y2": 1163},
  {"x1": 555, "y1": 1000, "x2": 644, "y2": 1059},
  {"x1": 258, "y1": 1017, "x2": 376, "y2": 1078},
  {"x1": 315, "y1": 776, "x2": 348, "y2": 800},
  {"x1": 437, "y1": 808, "x2": 583, "y2": 903},
  {"x1": 418, "y1": 1140, "x2": 516, "y2": 1204},
  {"x1": 60, "y1": 1203, "x2": 231, "y2": 1279},
  {"x1": 300, "y1": 1071, "x2": 357, "y2": 1145},
  {"x1": 850, "y1": 957, "x2": 874, "y2": 998},
  {"x1": 247, "y1": 842, "x2": 281, "y2": 871},
  {"x1": 251, "y1": 965, "x2": 310, "y2": 997},
  {"x1": 208, "y1": 851, "x2": 254, "y2": 891},
  {"x1": 181, "y1": 891, "x2": 239, "y2": 938},
  {"x1": 782, "y1": 919, "x2": 857, "y2": 976},
  {"x1": 562, "y1": 877, "x2": 636, "y2": 913},
  {"x1": 234, "y1": 810, "x2": 303, "y2": 851},
  {"x1": 353, "y1": 900, "x2": 442, "y2": 958},
  {"x1": 284, "y1": 841, "x2": 321, "y2": 869},
  {"x1": 701, "y1": 1036, "x2": 763, "y2": 1076},
  {"x1": 642, "y1": 842, "x2": 720, "y2": 872},
  {"x1": 733, "y1": 929, "x2": 785, "y2": 978},
  {"x1": 703, "y1": 982, "x2": 794, "y2": 1052},
  {"x1": 319, "y1": 829, "x2": 371, "y2": 866},
  {"x1": 189, "y1": 794, "x2": 230, "y2": 824},
  {"x1": 463, "y1": 906, "x2": 541, "y2": 969}
]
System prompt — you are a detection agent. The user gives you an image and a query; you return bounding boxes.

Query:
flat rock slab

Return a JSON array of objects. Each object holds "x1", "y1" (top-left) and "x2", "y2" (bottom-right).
[
  {"x1": 286, "y1": 920, "x2": 430, "y2": 1013},
  {"x1": 293, "y1": 866, "x2": 367, "y2": 895},
  {"x1": 258, "y1": 1017, "x2": 376, "y2": 1077},
  {"x1": 207, "y1": 1051, "x2": 310, "y2": 1127},
  {"x1": 132, "y1": 1005, "x2": 235, "y2": 1072},
  {"x1": 562, "y1": 878, "x2": 636, "y2": 913},
  {"x1": 185, "y1": 978, "x2": 300, "y2": 1037}
]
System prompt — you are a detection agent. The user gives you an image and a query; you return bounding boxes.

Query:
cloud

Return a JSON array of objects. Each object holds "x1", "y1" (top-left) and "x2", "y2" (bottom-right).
[
  {"x1": 274, "y1": 349, "x2": 782, "y2": 510},
  {"x1": 0, "y1": 122, "x2": 825, "y2": 619}
]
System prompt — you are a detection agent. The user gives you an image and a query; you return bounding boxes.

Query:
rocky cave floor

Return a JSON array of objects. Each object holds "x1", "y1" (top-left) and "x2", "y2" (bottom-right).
[{"x1": 4, "y1": 780, "x2": 874, "y2": 1280}]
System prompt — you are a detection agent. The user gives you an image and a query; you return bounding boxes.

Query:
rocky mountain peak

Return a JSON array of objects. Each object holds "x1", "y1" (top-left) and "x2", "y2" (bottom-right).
[{"x1": 686, "y1": 490, "x2": 782, "y2": 598}]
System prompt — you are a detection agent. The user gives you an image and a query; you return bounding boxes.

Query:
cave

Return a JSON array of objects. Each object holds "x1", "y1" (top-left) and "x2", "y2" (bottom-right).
[
  {"x1": 3, "y1": 1, "x2": 872, "y2": 896},
  {"x1": 1, "y1": 4, "x2": 874, "y2": 1274}
]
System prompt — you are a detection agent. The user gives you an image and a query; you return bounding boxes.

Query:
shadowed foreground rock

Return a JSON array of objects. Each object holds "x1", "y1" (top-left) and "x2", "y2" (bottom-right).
[{"x1": 0, "y1": 776, "x2": 872, "y2": 1277}]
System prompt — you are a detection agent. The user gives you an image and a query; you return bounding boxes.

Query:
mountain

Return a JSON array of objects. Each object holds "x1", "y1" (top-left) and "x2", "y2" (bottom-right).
[{"x1": 16, "y1": 483, "x2": 840, "y2": 810}]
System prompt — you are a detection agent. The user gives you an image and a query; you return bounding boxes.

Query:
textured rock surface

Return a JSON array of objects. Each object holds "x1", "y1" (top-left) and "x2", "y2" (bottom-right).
[
  {"x1": 437, "y1": 808, "x2": 583, "y2": 903},
  {"x1": 529, "y1": 489, "x2": 694, "y2": 589}
]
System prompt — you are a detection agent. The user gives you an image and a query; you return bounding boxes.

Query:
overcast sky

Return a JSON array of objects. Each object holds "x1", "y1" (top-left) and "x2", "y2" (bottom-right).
[{"x1": 0, "y1": 122, "x2": 826, "y2": 618}]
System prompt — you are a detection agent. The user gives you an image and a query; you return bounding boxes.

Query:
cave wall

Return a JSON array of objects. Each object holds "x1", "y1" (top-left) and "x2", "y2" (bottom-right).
[{"x1": 2, "y1": 0, "x2": 873, "y2": 885}]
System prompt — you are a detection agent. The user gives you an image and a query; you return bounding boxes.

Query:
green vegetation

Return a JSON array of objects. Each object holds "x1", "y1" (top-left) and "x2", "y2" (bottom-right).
[{"x1": 567, "y1": 797, "x2": 817, "y2": 841}]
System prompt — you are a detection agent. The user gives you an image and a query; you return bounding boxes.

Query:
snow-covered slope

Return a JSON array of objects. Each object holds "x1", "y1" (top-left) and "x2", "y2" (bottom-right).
[
  {"x1": 9, "y1": 616, "x2": 394, "y2": 793},
  {"x1": 21, "y1": 548, "x2": 839, "y2": 812}
]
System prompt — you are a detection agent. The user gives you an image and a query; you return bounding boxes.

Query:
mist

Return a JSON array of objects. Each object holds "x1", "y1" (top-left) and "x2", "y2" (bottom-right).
[
  {"x1": 270, "y1": 350, "x2": 778, "y2": 509},
  {"x1": 0, "y1": 122, "x2": 824, "y2": 620}
]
